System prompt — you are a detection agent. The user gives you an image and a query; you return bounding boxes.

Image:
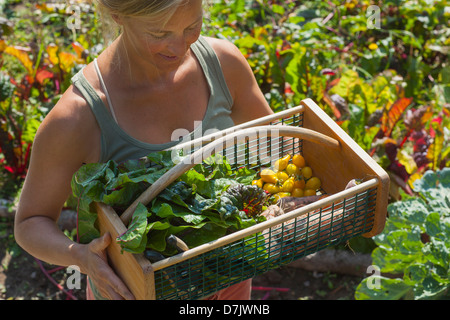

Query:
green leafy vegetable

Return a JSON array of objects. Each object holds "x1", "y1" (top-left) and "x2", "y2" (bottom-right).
[
  {"x1": 221, "y1": 183, "x2": 270, "y2": 218},
  {"x1": 116, "y1": 203, "x2": 149, "y2": 253},
  {"x1": 71, "y1": 151, "x2": 268, "y2": 258},
  {"x1": 355, "y1": 168, "x2": 450, "y2": 300}
]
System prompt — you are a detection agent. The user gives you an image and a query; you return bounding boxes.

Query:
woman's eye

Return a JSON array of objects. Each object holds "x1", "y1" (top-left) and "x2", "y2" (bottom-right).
[
  {"x1": 185, "y1": 25, "x2": 201, "y2": 34},
  {"x1": 149, "y1": 33, "x2": 168, "y2": 40}
]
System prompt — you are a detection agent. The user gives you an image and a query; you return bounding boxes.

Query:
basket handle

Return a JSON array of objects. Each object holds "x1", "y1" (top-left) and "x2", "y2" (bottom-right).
[{"x1": 120, "y1": 125, "x2": 340, "y2": 226}]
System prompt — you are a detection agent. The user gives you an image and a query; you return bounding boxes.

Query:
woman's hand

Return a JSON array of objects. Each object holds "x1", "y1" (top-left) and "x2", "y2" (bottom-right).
[{"x1": 79, "y1": 232, "x2": 135, "y2": 300}]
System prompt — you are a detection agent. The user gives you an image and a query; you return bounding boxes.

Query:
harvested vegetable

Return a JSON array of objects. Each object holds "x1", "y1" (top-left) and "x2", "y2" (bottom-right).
[
  {"x1": 259, "y1": 177, "x2": 365, "y2": 257},
  {"x1": 301, "y1": 166, "x2": 313, "y2": 180},
  {"x1": 305, "y1": 176, "x2": 321, "y2": 190},
  {"x1": 72, "y1": 149, "x2": 363, "y2": 272},
  {"x1": 260, "y1": 168, "x2": 278, "y2": 184},
  {"x1": 273, "y1": 154, "x2": 291, "y2": 172},
  {"x1": 304, "y1": 189, "x2": 317, "y2": 196},
  {"x1": 72, "y1": 152, "x2": 267, "y2": 257},
  {"x1": 263, "y1": 183, "x2": 280, "y2": 194},
  {"x1": 291, "y1": 154, "x2": 306, "y2": 168},
  {"x1": 221, "y1": 184, "x2": 270, "y2": 218},
  {"x1": 255, "y1": 153, "x2": 322, "y2": 199}
]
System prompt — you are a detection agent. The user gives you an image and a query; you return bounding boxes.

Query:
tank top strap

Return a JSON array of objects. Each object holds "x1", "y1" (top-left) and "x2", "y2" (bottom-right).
[
  {"x1": 71, "y1": 68, "x2": 116, "y2": 160},
  {"x1": 71, "y1": 69, "x2": 117, "y2": 131},
  {"x1": 192, "y1": 36, "x2": 233, "y2": 107}
]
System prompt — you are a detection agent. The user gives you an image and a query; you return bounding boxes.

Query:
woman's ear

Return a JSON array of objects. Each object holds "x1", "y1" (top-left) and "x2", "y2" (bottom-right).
[{"x1": 111, "y1": 13, "x2": 123, "y2": 25}]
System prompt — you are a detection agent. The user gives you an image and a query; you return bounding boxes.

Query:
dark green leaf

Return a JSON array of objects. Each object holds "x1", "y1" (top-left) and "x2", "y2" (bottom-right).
[
  {"x1": 357, "y1": 169, "x2": 450, "y2": 300},
  {"x1": 355, "y1": 276, "x2": 412, "y2": 300},
  {"x1": 116, "y1": 203, "x2": 149, "y2": 253}
]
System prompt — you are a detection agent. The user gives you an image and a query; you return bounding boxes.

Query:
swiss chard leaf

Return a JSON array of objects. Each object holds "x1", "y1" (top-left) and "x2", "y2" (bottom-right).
[
  {"x1": 116, "y1": 203, "x2": 149, "y2": 253},
  {"x1": 71, "y1": 151, "x2": 264, "y2": 262}
]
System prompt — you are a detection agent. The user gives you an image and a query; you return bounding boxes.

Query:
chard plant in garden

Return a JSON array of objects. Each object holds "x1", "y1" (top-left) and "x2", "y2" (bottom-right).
[
  {"x1": 0, "y1": 1, "x2": 99, "y2": 198},
  {"x1": 205, "y1": 0, "x2": 450, "y2": 198}
]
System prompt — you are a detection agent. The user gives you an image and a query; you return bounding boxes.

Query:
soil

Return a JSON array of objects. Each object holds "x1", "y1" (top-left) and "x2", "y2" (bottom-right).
[{"x1": 0, "y1": 216, "x2": 361, "y2": 301}]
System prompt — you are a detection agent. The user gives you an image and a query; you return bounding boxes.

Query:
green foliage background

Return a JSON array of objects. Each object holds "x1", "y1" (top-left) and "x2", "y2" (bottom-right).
[{"x1": 0, "y1": 0, "x2": 449, "y2": 299}]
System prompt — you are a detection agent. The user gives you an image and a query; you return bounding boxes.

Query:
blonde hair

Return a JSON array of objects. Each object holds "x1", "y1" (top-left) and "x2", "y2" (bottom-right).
[{"x1": 94, "y1": 0, "x2": 188, "y2": 45}]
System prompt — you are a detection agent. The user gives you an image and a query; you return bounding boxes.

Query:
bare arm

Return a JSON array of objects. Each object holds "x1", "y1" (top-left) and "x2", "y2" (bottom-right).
[{"x1": 14, "y1": 86, "x2": 134, "y2": 300}]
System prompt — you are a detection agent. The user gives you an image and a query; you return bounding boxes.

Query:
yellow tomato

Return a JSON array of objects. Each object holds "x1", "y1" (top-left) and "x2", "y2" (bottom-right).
[
  {"x1": 304, "y1": 189, "x2": 316, "y2": 197},
  {"x1": 252, "y1": 179, "x2": 263, "y2": 188},
  {"x1": 273, "y1": 192, "x2": 291, "y2": 201},
  {"x1": 291, "y1": 188, "x2": 304, "y2": 198},
  {"x1": 285, "y1": 163, "x2": 300, "y2": 177},
  {"x1": 293, "y1": 178, "x2": 306, "y2": 189},
  {"x1": 305, "y1": 177, "x2": 321, "y2": 190},
  {"x1": 260, "y1": 169, "x2": 278, "y2": 184},
  {"x1": 263, "y1": 183, "x2": 280, "y2": 194},
  {"x1": 292, "y1": 154, "x2": 306, "y2": 168},
  {"x1": 276, "y1": 171, "x2": 289, "y2": 183},
  {"x1": 273, "y1": 154, "x2": 291, "y2": 172},
  {"x1": 301, "y1": 166, "x2": 313, "y2": 180},
  {"x1": 281, "y1": 178, "x2": 295, "y2": 193}
]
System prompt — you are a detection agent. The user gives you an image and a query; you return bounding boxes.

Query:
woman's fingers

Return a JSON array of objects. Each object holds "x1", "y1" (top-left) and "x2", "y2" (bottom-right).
[
  {"x1": 88, "y1": 232, "x2": 135, "y2": 300},
  {"x1": 103, "y1": 277, "x2": 136, "y2": 300},
  {"x1": 95, "y1": 271, "x2": 136, "y2": 300},
  {"x1": 89, "y1": 232, "x2": 111, "y2": 257}
]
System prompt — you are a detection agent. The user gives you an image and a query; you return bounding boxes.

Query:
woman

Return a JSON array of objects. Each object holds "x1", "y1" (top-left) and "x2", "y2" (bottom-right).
[{"x1": 14, "y1": 0, "x2": 273, "y2": 300}]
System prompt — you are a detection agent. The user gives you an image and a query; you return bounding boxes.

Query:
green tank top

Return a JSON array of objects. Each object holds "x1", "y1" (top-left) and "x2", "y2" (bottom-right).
[{"x1": 71, "y1": 36, "x2": 235, "y2": 163}]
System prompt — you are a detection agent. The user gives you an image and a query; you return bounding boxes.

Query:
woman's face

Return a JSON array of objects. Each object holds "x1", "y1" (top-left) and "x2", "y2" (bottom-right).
[{"x1": 119, "y1": 0, "x2": 204, "y2": 72}]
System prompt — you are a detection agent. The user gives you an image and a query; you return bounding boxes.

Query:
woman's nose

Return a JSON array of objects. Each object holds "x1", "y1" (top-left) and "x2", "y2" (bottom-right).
[{"x1": 167, "y1": 34, "x2": 189, "y2": 57}]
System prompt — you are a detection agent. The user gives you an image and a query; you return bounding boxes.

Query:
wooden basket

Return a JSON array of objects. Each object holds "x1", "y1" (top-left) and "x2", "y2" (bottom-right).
[{"x1": 95, "y1": 99, "x2": 390, "y2": 300}]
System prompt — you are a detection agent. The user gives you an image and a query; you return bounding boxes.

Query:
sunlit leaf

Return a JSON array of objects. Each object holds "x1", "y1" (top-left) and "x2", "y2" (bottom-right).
[
  {"x1": 71, "y1": 41, "x2": 86, "y2": 59},
  {"x1": 3, "y1": 45, "x2": 34, "y2": 75},
  {"x1": 46, "y1": 44, "x2": 59, "y2": 66},
  {"x1": 355, "y1": 276, "x2": 412, "y2": 300},
  {"x1": 328, "y1": 69, "x2": 359, "y2": 99},
  {"x1": 398, "y1": 149, "x2": 418, "y2": 175},
  {"x1": 323, "y1": 92, "x2": 342, "y2": 119},
  {"x1": 35, "y1": 4, "x2": 55, "y2": 13},
  {"x1": 58, "y1": 52, "x2": 79, "y2": 73},
  {"x1": 357, "y1": 170, "x2": 450, "y2": 300},
  {"x1": 407, "y1": 172, "x2": 423, "y2": 190},
  {"x1": 46, "y1": 44, "x2": 79, "y2": 73},
  {"x1": 381, "y1": 97, "x2": 413, "y2": 137},
  {"x1": 35, "y1": 69, "x2": 54, "y2": 85},
  {"x1": 0, "y1": 39, "x2": 6, "y2": 52},
  {"x1": 426, "y1": 121, "x2": 444, "y2": 171}
]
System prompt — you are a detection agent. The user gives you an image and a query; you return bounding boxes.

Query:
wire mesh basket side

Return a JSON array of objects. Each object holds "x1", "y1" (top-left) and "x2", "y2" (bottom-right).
[
  {"x1": 154, "y1": 185, "x2": 377, "y2": 300},
  {"x1": 175, "y1": 110, "x2": 305, "y2": 171},
  {"x1": 146, "y1": 107, "x2": 383, "y2": 300}
]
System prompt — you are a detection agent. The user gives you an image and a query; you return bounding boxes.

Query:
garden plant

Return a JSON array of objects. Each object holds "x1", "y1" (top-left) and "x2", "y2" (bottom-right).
[{"x1": 0, "y1": 0, "x2": 448, "y2": 300}]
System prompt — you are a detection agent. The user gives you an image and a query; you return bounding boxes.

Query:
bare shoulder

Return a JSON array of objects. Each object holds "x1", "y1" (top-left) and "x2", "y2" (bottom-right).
[
  {"x1": 201, "y1": 36, "x2": 273, "y2": 123},
  {"x1": 35, "y1": 84, "x2": 101, "y2": 164},
  {"x1": 201, "y1": 36, "x2": 254, "y2": 98},
  {"x1": 202, "y1": 36, "x2": 247, "y2": 65}
]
